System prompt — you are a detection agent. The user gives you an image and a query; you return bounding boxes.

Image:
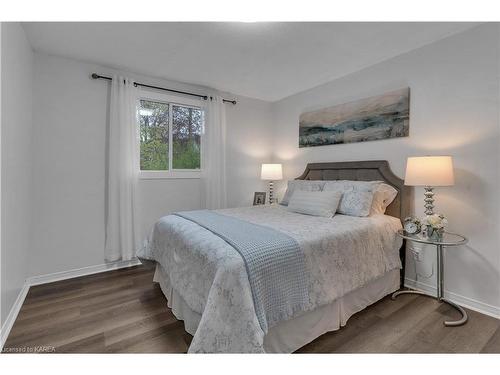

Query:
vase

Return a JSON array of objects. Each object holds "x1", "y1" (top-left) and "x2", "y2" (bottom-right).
[{"x1": 426, "y1": 226, "x2": 443, "y2": 241}]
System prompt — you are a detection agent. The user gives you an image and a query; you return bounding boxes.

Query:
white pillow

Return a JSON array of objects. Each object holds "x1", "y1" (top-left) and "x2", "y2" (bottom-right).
[
  {"x1": 370, "y1": 183, "x2": 398, "y2": 215},
  {"x1": 281, "y1": 180, "x2": 326, "y2": 206},
  {"x1": 287, "y1": 190, "x2": 342, "y2": 218},
  {"x1": 323, "y1": 180, "x2": 381, "y2": 192},
  {"x1": 323, "y1": 180, "x2": 377, "y2": 217}
]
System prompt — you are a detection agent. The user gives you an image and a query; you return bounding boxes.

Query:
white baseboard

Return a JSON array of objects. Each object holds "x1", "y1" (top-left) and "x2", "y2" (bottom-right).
[
  {"x1": 0, "y1": 258, "x2": 142, "y2": 351},
  {"x1": 404, "y1": 277, "x2": 500, "y2": 319},
  {"x1": 28, "y1": 258, "x2": 142, "y2": 286},
  {"x1": 0, "y1": 281, "x2": 30, "y2": 350}
]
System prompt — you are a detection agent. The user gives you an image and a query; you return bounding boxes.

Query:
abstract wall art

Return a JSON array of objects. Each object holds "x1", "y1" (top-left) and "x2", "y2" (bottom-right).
[{"x1": 299, "y1": 88, "x2": 410, "y2": 147}]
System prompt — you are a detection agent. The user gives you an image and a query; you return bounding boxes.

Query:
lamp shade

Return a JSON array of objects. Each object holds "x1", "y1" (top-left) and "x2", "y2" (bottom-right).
[
  {"x1": 404, "y1": 156, "x2": 454, "y2": 186},
  {"x1": 261, "y1": 164, "x2": 283, "y2": 180}
]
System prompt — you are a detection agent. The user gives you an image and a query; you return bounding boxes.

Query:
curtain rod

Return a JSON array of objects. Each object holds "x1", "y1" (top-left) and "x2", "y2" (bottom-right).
[{"x1": 91, "y1": 73, "x2": 237, "y2": 105}]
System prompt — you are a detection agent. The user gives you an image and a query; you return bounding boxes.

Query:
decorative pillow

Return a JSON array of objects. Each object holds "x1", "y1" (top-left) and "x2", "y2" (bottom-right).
[
  {"x1": 323, "y1": 180, "x2": 377, "y2": 217},
  {"x1": 281, "y1": 180, "x2": 326, "y2": 206},
  {"x1": 370, "y1": 183, "x2": 398, "y2": 215},
  {"x1": 287, "y1": 190, "x2": 342, "y2": 218},
  {"x1": 337, "y1": 190, "x2": 374, "y2": 217}
]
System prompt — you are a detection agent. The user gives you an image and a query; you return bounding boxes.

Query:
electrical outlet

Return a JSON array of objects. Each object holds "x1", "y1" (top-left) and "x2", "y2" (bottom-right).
[
  {"x1": 414, "y1": 249, "x2": 422, "y2": 262},
  {"x1": 411, "y1": 248, "x2": 420, "y2": 261},
  {"x1": 409, "y1": 243, "x2": 424, "y2": 262},
  {"x1": 409, "y1": 243, "x2": 434, "y2": 280}
]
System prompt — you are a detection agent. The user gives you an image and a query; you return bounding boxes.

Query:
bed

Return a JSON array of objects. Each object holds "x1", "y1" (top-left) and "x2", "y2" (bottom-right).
[{"x1": 141, "y1": 161, "x2": 412, "y2": 353}]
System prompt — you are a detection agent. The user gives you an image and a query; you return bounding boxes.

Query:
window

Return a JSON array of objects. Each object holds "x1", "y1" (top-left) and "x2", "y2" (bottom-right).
[
  {"x1": 172, "y1": 105, "x2": 202, "y2": 169},
  {"x1": 138, "y1": 92, "x2": 203, "y2": 179},
  {"x1": 139, "y1": 100, "x2": 169, "y2": 171}
]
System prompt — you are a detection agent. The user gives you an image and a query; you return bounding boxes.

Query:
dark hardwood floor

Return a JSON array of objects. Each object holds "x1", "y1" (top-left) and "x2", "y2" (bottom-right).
[{"x1": 3, "y1": 264, "x2": 500, "y2": 353}]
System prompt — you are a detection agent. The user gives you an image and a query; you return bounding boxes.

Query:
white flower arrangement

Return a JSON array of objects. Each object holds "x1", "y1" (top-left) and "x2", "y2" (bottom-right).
[
  {"x1": 422, "y1": 214, "x2": 448, "y2": 239},
  {"x1": 422, "y1": 214, "x2": 448, "y2": 229}
]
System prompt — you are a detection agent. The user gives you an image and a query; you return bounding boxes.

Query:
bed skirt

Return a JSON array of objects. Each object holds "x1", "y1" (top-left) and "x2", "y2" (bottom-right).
[{"x1": 153, "y1": 264, "x2": 400, "y2": 353}]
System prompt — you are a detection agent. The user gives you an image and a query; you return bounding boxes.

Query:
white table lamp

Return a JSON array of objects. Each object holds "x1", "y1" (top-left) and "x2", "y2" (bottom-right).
[
  {"x1": 404, "y1": 156, "x2": 454, "y2": 215},
  {"x1": 261, "y1": 164, "x2": 283, "y2": 204}
]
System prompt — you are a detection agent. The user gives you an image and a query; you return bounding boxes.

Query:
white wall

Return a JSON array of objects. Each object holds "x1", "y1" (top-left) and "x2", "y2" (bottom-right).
[
  {"x1": 271, "y1": 24, "x2": 500, "y2": 314},
  {"x1": 30, "y1": 52, "x2": 273, "y2": 277},
  {"x1": 1, "y1": 23, "x2": 33, "y2": 327},
  {"x1": 0, "y1": 21, "x2": 2, "y2": 330},
  {"x1": 225, "y1": 95, "x2": 272, "y2": 208}
]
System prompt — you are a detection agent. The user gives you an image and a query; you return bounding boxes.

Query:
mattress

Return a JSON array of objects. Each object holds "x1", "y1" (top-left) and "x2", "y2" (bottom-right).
[{"x1": 141, "y1": 204, "x2": 403, "y2": 353}]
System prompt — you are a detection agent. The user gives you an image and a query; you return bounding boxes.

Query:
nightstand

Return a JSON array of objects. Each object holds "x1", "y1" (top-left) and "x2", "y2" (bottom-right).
[{"x1": 392, "y1": 229, "x2": 468, "y2": 326}]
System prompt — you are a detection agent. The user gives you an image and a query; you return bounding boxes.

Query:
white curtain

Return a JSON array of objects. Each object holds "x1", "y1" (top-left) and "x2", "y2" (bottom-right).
[
  {"x1": 201, "y1": 96, "x2": 227, "y2": 209},
  {"x1": 105, "y1": 76, "x2": 140, "y2": 261}
]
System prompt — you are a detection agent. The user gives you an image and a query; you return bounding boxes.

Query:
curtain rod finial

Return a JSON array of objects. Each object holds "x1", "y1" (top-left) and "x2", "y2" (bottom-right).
[{"x1": 91, "y1": 73, "x2": 99, "y2": 79}]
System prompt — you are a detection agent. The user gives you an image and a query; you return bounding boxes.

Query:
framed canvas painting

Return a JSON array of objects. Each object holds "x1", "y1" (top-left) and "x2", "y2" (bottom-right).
[{"x1": 299, "y1": 88, "x2": 410, "y2": 147}]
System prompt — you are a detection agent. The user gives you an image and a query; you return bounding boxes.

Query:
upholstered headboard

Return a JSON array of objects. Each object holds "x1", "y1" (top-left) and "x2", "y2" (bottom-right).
[
  {"x1": 295, "y1": 160, "x2": 412, "y2": 288},
  {"x1": 295, "y1": 160, "x2": 412, "y2": 221}
]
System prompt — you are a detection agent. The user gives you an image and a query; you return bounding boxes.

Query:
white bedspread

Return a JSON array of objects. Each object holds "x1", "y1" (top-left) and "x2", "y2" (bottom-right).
[{"x1": 142, "y1": 205, "x2": 402, "y2": 353}]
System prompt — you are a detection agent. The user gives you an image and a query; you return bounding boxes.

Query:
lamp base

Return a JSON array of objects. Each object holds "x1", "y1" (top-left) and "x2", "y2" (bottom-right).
[
  {"x1": 268, "y1": 181, "x2": 274, "y2": 205},
  {"x1": 424, "y1": 186, "x2": 434, "y2": 216}
]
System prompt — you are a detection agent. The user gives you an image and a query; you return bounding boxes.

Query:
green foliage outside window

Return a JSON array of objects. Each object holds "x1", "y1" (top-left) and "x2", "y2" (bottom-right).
[
  {"x1": 172, "y1": 105, "x2": 202, "y2": 169},
  {"x1": 139, "y1": 99, "x2": 202, "y2": 171},
  {"x1": 139, "y1": 100, "x2": 169, "y2": 170}
]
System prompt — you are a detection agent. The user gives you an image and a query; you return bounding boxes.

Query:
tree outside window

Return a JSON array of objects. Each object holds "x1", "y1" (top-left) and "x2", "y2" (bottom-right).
[{"x1": 139, "y1": 99, "x2": 202, "y2": 172}]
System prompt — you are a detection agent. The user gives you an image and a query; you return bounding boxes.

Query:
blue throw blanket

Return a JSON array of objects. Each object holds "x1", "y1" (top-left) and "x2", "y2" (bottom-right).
[{"x1": 174, "y1": 210, "x2": 309, "y2": 333}]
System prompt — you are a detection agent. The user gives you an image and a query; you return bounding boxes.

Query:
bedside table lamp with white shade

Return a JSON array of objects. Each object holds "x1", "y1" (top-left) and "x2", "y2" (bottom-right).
[
  {"x1": 404, "y1": 156, "x2": 455, "y2": 216},
  {"x1": 261, "y1": 164, "x2": 283, "y2": 204}
]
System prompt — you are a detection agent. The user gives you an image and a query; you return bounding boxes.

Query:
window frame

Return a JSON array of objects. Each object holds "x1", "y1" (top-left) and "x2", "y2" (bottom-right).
[{"x1": 137, "y1": 90, "x2": 204, "y2": 180}]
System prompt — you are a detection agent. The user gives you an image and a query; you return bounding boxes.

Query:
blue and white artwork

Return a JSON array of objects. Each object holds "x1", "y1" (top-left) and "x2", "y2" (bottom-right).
[{"x1": 299, "y1": 88, "x2": 410, "y2": 148}]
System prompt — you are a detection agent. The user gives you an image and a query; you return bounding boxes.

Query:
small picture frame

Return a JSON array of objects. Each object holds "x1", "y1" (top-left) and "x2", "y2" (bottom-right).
[{"x1": 253, "y1": 192, "x2": 266, "y2": 206}]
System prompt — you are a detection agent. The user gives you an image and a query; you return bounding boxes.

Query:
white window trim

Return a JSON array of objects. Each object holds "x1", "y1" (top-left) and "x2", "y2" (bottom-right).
[
  {"x1": 138, "y1": 170, "x2": 201, "y2": 180},
  {"x1": 137, "y1": 90, "x2": 204, "y2": 180}
]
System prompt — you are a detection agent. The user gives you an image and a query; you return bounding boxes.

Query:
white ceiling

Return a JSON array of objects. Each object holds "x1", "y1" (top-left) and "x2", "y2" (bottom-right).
[{"x1": 22, "y1": 22, "x2": 478, "y2": 101}]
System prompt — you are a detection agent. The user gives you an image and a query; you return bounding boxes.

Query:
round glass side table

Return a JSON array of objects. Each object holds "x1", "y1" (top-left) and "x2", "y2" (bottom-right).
[{"x1": 392, "y1": 229, "x2": 468, "y2": 326}]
